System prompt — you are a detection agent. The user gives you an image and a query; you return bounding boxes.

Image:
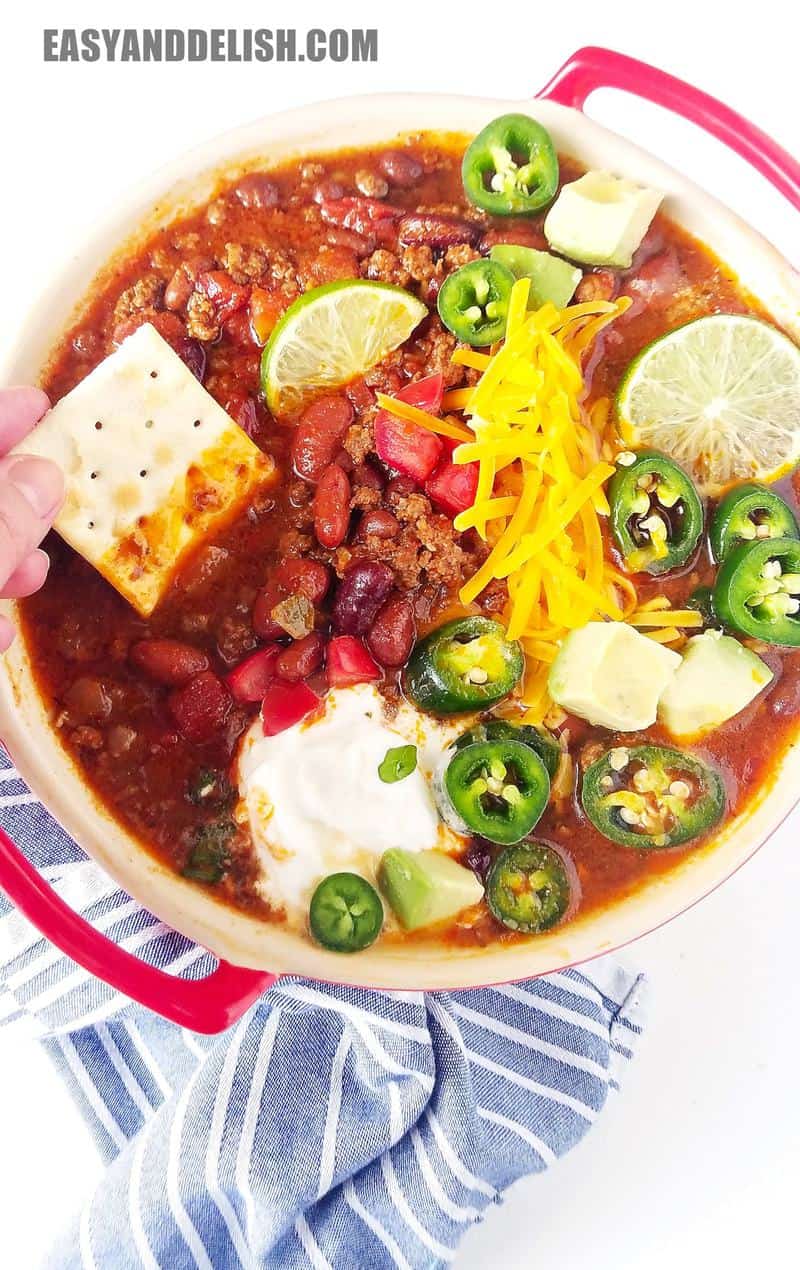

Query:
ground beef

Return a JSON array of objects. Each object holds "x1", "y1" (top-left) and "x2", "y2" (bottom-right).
[
  {"x1": 443, "y1": 243, "x2": 481, "y2": 271},
  {"x1": 362, "y1": 492, "x2": 469, "y2": 590},
  {"x1": 221, "y1": 242, "x2": 272, "y2": 284},
  {"x1": 351, "y1": 484, "x2": 382, "y2": 512},
  {"x1": 185, "y1": 290, "x2": 220, "y2": 342},
  {"x1": 404, "y1": 322, "x2": 465, "y2": 389},
  {"x1": 343, "y1": 411, "x2": 377, "y2": 463},
  {"x1": 400, "y1": 245, "x2": 442, "y2": 301},
  {"x1": 361, "y1": 249, "x2": 412, "y2": 289},
  {"x1": 112, "y1": 275, "x2": 164, "y2": 325}
]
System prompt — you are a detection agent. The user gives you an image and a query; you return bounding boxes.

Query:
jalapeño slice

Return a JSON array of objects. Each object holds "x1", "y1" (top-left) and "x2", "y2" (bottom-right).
[
  {"x1": 709, "y1": 482, "x2": 799, "y2": 562},
  {"x1": 609, "y1": 450, "x2": 703, "y2": 575},
  {"x1": 462, "y1": 113, "x2": 559, "y2": 217},
  {"x1": 713, "y1": 536, "x2": 800, "y2": 647},
  {"x1": 581, "y1": 744, "x2": 725, "y2": 849},
  {"x1": 309, "y1": 873, "x2": 384, "y2": 953},
  {"x1": 403, "y1": 617, "x2": 524, "y2": 715},
  {"x1": 443, "y1": 739, "x2": 550, "y2": 845},
  {"x1": 454, "y1": 719, "x2": 561, "y2": 781},
  {"x1": 437, "y1": 259, "x2": 515, "y2": 346},
  {"x1": 486, "y1": 841, "x2": 570, "y2": 933}
]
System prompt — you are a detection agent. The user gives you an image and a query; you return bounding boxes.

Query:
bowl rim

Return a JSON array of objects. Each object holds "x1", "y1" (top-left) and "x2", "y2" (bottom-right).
[{"x1": 2, "y1": 89, "x2": 800, "y2": 990}]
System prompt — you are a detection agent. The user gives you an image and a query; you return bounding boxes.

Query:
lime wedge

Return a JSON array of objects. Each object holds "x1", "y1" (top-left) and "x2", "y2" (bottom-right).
[
  {"x1": 261, "y1": 280, "x2": 427, "y2": 416},
  {"x1": 616, "y1": 314, "x2": 800, "y2": 493}
]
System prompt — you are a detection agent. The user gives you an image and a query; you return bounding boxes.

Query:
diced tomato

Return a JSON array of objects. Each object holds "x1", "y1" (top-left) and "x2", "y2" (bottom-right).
[
  {"x1": 167, "y1": 671, "x2": 231, "y2": 745},
  {"x1": 374, "y1": 374, "x2": 446, "y2": 483},
  {"x1": 425, "y1": 459, "x2": 479, "y2": 517},
  {"x1": 261, "y1": 681, "x2": 320, "y2": 736},
  {"x1": 226, "y1": 647, "x2": 280, "y2": 703},
  {"x1": 326, "y1": 636, "x2": 381, "y2": 688},
  {"x1": 223, "y1": 310, "x2": 258, "y2": 348},
  {"x1": 250, "y1": 287, "x2": 286, "y2": 344},
  {"x1": 197, "y1": 271, "x2": 250, "y2": 322}
]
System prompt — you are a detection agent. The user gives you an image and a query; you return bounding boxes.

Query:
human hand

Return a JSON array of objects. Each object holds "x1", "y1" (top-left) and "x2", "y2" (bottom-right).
[{"x1": 0, "y1": 387, "x2": 64, "y2": 652}]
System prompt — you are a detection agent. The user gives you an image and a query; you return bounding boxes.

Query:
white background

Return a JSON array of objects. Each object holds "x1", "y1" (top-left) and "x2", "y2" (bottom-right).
[{"x1": 1, "y1": 2, "x2": 799, "y2": 1266}]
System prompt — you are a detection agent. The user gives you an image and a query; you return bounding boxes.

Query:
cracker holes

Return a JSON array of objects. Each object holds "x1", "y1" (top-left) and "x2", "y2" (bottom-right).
[
  {"x1": 150, "y1": 370, "x2": 158, "y2": 379},
  {"x1": 94, "y1": 421, "x2": 103, "y2": 431},
  {"x1": 193, "y1": 419, "x2": 202, "y2": 428},
  {"x1": 139, "y1": 469, "x2": 148, "y2": 478},
  {"x1": 144, "y1": 419, "x2": 154, "y2": 430}
]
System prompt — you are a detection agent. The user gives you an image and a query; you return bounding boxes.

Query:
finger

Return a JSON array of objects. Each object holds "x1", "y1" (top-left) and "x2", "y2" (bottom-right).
[
  {"x1": 0, "y1": 387, "x2": 51, "y2": 453},
  {"x1": 0, "y1": 548, "x2": 50, "y2": 599},
  {"x1": 0, "y1": 455, "x2": 65, "y2": 589},
  {"x1": 0, "y1": 616, "x2": 15, "y2": 653}
]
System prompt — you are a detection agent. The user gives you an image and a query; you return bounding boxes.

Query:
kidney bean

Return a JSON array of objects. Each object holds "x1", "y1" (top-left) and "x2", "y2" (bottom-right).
[
  {"x1": 332, "y1": 561, "x2": 394, "y2": 635},
  {"x1": 385, "y1": 475, "x2": 418, "y2": 506},
  {"x1": 358, "y1": 508, "x2": 400, "y2": 539},
  {"x1": 164, "y1": 266, "x2": 194, "y2": 311},
  {"x1": 398, "y1": 214, "x2": 481, "y2": 249},
  {"x1": 175, "y1": 337, "x2": 207, "y2": 383},
  {"x1": 355, "y1": 169, "x2": 389, "y2": 198},
  {"x1": 367, "y1": 594, "x2": 416, "y2": 667},
  {"x1": 378, "y1": 150, "x2": 423, "y2": 188},
  {"x1": 196, "y1": 271, "x2": 250, "y2": 322},
  {"x1": 167, "y1": 671, "x2": 231, "y2": 745},
  {"x1": 480, "y1": 223, "x2": 548, "y2": 253},
  {"x1": 312, "y1": 178, "x2": 345, "y2": 204},
  {"x1": 314, "y1": 464, "x2": 351, "y2": 548},
  {"x1": 130, "y1": 639, "x2": 210, "y2": 686},
  {"x1": 252, "y1": 584, "x2": 285, "y2": 641},
  {"x1": 575, "y1": 269, "x2": 618, "y2": 303},
  {"x1": 326, "y1": 226, "x2": 375, "y2": 257},
  {"x1": 233, "y1": 173, "x2": 280, "y2": 210},
  {"x1": 352, "y1": 462, "x2": 385, "y2": 493},
  {"x1": 291, "y1": 395, "x2": 354, "y2": 483},
  {"x1": 275, "y1": 632, "x2": 326, "y2": 682},
  {"x1": 275, "y1": 558, "x2": 331, "y2": 605},
  {"x1": 63, "y1": 676, "x2": 113, "y2": 723}
]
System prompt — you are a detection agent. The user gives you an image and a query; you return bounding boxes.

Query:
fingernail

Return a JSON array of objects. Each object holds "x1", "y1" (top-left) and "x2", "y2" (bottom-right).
[{"x1": 9, "y1": 456, "x2": 64, "y2": 519}]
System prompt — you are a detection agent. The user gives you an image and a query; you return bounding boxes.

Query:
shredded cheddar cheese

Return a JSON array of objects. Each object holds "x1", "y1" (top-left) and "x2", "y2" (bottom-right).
[{"x1": 444, "y1": 284, "x2": 632, "y2": 720}]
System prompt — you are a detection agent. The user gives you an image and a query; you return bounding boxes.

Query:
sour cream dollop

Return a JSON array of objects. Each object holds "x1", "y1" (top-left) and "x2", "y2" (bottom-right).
[{"x1": 235, "y1": 684, "x2": 466, "y2": 924}]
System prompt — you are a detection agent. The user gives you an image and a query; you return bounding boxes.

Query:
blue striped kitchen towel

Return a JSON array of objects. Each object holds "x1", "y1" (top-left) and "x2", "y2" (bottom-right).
[{"x1": 0, "y1": 748, "x2": 645, "y2": 1269}]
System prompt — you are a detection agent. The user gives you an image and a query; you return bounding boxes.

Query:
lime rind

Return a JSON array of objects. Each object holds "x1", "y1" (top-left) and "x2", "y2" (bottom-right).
[
  {"x1": 262, "y1": 279, "x2": 427, "y2": 415},
  {"x1": 616, "y1": 314, "x2": 800, "y2": 494}
]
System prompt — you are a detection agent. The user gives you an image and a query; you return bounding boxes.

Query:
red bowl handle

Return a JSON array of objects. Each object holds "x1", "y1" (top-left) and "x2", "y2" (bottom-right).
[
  {"x1": 0, "y1": 826, "x2": 275, "y2": 1034},
  {"x1": 537, "y1": 46, "x2": 800, "y2": 212}
]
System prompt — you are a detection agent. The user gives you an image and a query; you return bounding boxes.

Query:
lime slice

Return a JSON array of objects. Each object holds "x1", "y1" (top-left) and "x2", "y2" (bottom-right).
[
  {"x1": 616, "y1": 314, "x2": 800, "y2": 493},
  {"x1": 261, "y1": 280, "x2": 427, "y2": 415}
]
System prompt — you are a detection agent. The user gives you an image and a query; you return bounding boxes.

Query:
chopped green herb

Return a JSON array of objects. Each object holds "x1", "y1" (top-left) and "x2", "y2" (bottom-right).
[
  {"x1": 378, "y1": 744, "x2": 418, "y2": 784},
  {"x1": 186, "y1": 768, "x2": 233, "y2": 807},
  {"x1": 182, "y1": 819, "x2": 235, "y2": 883}
]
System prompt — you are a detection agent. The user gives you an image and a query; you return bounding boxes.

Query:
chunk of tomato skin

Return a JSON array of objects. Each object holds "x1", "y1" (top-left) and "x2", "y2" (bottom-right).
[
  {"x1": 226, "y1": 647, "x2": 281, "y2": 704},
  {"x1": 326, "y1": 636, "x2": 381, "y2": 688},
  {"x1": 167, "y1": 671, "x2": 232, "y2": 745},
  {"x1": 261, "y1": 681, "x2": 321, "y2": 736},
  {"x1": 395, "y1": 373, "x2": 444, "y2": 415},
  {"x1": 425, "y1": 459, "x2": 479, "y2": 517}
]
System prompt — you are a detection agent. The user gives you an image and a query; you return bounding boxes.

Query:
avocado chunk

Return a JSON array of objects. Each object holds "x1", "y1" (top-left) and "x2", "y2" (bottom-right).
[
  {"x1": 544, "y1": 171, "x2": 663, "y2": 268},
  {"x1": 489, "y1": 244, "x2": 582, "y2": 310},
  {"x1": 548, "y1": 621, "x2": 681, "y2": 731},
  {"x1": 378, "y1": 849, "x2": 484, "y2": 931},
  {"x1": 658, "y1": 630, "x2": 773, "y2": 739}
]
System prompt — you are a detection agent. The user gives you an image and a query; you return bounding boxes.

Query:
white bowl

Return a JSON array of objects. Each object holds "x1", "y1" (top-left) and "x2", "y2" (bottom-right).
[{"x1": 1, "y1": 93, "x2": 799, "y2": 989}]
